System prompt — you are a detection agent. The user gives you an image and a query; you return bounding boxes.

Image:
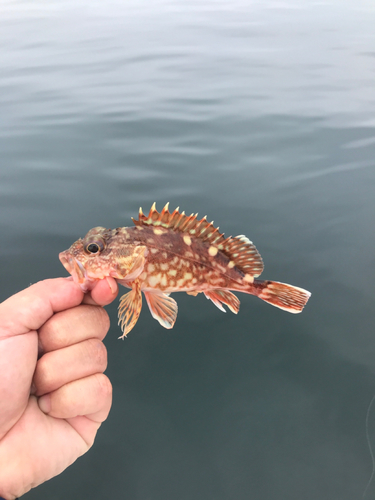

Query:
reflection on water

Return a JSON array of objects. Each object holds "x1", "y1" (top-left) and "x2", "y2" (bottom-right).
[{"x1": 1, "y1": 0, "x2": 375, "y2": 499}]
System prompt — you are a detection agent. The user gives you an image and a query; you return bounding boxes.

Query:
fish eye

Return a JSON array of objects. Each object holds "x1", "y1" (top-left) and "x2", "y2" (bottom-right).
[
  {"x1": 86, "y1": 243, "x2": 100, "y2": 254},
  {"x1": 84, "y1": 240, "x2": 105, "y2": 254}
]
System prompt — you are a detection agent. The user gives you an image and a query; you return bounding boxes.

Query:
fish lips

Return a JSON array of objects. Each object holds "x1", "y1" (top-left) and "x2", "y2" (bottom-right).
[{"x1": 59, "y1": 251, "x2": 96, "y2": 292}]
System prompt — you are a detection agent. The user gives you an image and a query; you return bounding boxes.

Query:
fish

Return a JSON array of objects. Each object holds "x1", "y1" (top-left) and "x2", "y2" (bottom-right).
[{"x1": 59, "y1": 203, "x2": 311, "y2": 338}]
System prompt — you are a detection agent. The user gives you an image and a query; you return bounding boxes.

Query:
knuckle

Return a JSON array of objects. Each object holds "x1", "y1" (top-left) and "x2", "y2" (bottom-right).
[
  {"x1": 85, "y1": 338, "x2": 108, "y2": 369},
  {"x1": 95, "y1": 373, "x2": 112, "y2": 399},
  {"x1": 88, "y1": 305, "x2": 110, "y2": 333}
]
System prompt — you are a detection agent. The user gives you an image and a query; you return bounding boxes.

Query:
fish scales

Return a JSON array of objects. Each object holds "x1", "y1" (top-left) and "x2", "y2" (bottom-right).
[
  {"x1": 118, "y1": 226, "x2": 244, "y2": 293},
  {"x1": 59, "y1": 203, "x2": 311, "y2": 337}
]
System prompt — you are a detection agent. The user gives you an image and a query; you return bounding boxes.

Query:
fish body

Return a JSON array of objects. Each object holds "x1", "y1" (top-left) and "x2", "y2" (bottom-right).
[{"x1": 59, "y1": 203, "x2": 311, "y2": 337}]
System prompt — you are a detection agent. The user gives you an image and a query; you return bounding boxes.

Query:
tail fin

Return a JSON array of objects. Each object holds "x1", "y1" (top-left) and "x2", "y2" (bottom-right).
[{"x1": 255, "y1": 280, "x2": 311, "y2": 313}]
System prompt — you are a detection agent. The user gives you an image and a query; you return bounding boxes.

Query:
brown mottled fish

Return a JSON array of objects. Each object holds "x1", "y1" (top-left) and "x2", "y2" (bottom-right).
[{"x1": 59, "y1": 203, "x2": 311, "y2": 338}]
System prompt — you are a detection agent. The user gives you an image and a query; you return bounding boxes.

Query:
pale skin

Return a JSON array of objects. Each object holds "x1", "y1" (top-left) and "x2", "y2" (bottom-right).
[{"x1": 0, "y1": 277, "x2": 119, "y2": 499}]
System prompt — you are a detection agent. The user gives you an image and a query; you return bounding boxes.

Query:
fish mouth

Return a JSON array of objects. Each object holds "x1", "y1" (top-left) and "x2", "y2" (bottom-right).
[{"x1": 59, "y1": 252, "x2": 93, "y2": 292}]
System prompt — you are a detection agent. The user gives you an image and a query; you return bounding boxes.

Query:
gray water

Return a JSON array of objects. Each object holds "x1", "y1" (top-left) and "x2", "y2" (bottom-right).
[{"x1": 1, "y1": 0, "x2": 375, "y2": 498}]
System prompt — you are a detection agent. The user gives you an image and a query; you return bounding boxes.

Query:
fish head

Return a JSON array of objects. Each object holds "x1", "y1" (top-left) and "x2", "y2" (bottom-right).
[{"x1": 59, "y1": 226, "x2": 148, "y2": 292}]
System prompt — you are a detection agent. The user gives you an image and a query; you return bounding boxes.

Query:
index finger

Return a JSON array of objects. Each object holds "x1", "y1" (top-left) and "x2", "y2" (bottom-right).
[{"x1": 0, "y1": 278, "x2": 84, "y2": 339}]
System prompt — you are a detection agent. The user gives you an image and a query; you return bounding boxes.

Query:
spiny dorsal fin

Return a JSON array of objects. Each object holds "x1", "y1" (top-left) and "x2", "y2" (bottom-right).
[
  {"x1": 132, "y1": 203, "x2": 227, "y2": 246},
  {"x1": 132, "y1": 203, "x2": 264, "y2": 277}
]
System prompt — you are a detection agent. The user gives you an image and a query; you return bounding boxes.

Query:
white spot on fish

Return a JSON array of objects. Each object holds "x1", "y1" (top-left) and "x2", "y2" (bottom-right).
[
  {"x1": 148, "y1": 273, "x2": 161, "y2": 287},
  {"x1": 162, "y1": 252, "x2": 168, "y2": 259},
  {"x1": 177, "y1": 278, "x2": 185, "y2": 287},
  {"x1": 228, "y1": 261, "x2": 235, "y2": 268},
  {"x1": 244, "y1": 274, "x2": 254, "y2": 283},
  {"x1": 160, "y1": 263, "x2": 169, "y2": 271},
  {"x1": 208, "y1": 246, "x2": 218, "y2": 257},
  {"x1": 184, "y1": 272, "x2": 193, "y2": 281},
  {"x1": 153, "y1": 228, "x2": 163, "y2": 235},
  {"x1": 168, "y1": 269, "x2": 177, "y2": 277},
  {"x1": 210, "y1": 277, "x2": 225, "y2": 286},
  {"x1": 150, "y1": 248, "x2": 158, "y2": 254},
  {"x1": 160, "y1": 275, "x2": 167, "y2": 287},
  {"x1": 183, "y1": 235, "x2": 192, "y2": 245},
  {"x1": 147, "y1": 263, "x2": 155, "y2": 273}
]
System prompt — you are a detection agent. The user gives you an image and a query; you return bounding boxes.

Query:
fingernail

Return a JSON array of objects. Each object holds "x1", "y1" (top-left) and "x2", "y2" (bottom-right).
[
  {"x1": 38, "y1": 394, "x2": 51, "y2": 414},
  {"x1": 106, "y1": 276, "x2": 116, "y2": 294}
]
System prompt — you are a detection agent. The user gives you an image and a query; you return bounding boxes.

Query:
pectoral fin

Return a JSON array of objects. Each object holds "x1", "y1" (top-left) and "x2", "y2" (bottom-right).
[
  {"x1": 204, "y1": 290, "x2": 240, "y2": 314},
  {"x1": 116, "y1": 246, "x2": 148, "y2": 285},
  {"x1": 144, "y1": 291, "x2": 178, "y2": 329},
  {"x1": 118, "y1": 281, "x2": 142, "y2": 338}
]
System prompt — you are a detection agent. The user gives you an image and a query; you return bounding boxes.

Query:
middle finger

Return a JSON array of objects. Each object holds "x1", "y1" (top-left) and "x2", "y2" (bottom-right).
[
  {"x1": 33, "y1": 338, "x2": 108, "y2": 396},
  {"x1": 38, "y1": 304, "x2": 110, "y2": 353}
]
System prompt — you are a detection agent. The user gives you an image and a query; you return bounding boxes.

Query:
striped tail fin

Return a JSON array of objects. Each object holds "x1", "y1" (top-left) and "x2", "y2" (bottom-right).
[{"x1": 254, "y1": 279, "x2": 311, "y2": 313}]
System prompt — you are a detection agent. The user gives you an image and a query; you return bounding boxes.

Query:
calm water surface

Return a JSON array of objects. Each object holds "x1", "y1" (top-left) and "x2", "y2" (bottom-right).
[{"x1": 1, "y1": 1, "x2": 375, "y2": 498}]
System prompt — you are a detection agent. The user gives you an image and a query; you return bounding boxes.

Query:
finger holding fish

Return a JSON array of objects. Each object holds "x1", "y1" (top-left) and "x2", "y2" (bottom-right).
[{"x1": 83, "y1": 276, "x2": 118, "y2": 306}]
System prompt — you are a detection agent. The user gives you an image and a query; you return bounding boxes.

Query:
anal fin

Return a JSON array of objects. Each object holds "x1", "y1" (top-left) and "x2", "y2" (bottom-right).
[
  {"x1": 118, "y1": 281, "x2": 142, "y2": 338},
  {"x1": 204, "y1": 289, "x2": 240, "y2": 314},
  {"x1": 144, "y1": 291, "x2": 178, "y2": 329}
]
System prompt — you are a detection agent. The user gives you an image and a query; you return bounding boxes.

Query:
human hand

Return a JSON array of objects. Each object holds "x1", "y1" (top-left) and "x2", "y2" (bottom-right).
[{"x1": 0, "y1": 277, "x2": 119, "y2": 499}]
